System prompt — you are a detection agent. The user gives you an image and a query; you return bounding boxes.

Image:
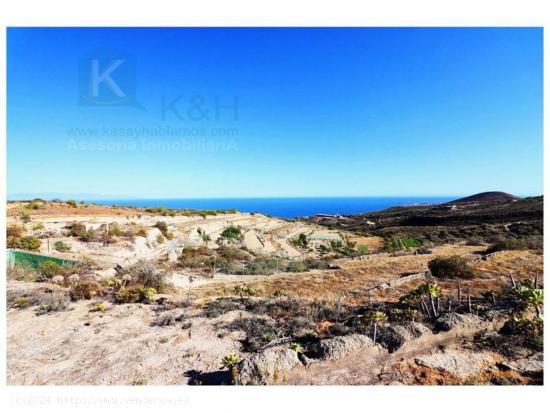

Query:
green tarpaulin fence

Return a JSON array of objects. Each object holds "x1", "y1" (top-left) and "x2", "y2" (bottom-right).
[{"x1": 6, "y1": 249, "x2": 77, "y2": 269}]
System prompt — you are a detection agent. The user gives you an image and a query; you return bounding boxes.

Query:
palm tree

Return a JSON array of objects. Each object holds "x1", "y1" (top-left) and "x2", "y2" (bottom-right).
[
  {"x1": 365, "y1": 310, "x2": 386, "y2": 343},
  {"x1": 221, "y1": 354, "x2": 240, "y2": 384}
]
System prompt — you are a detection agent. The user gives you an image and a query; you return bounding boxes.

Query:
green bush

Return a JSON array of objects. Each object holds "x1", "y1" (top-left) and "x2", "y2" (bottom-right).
[
  {"x1": 37, "y1": 261, "x2": 65, "y2": 281},
  {"x1": 66, "y1": 200, "x2": 77, "y2": 208},
  {"x1": 81, "y1": 229, "x2": 98, "y2": 242},
  {"x1": 292, "y1": 233, "x2": 309, "y2": 247},
  {"x1": 220, "y1": 225, "x2": 241, "y2": 241},
  {"x1": 54, "y1": 240, "x2": 71, "y2": 252},
  {"x1": 16, "y1": 236, "x2": 41, "y2": 251},
  {"x1": 428, "y1": 255, "x2": 475, "y2": 279},
  {"x1": 356, "y1": 244, "x2": 369, "y2": 254}
]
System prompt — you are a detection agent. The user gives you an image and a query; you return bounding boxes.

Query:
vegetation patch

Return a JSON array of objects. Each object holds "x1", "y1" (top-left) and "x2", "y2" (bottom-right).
[{"x1": 428, "y1": 255, "x2": 475, "y2": 279}]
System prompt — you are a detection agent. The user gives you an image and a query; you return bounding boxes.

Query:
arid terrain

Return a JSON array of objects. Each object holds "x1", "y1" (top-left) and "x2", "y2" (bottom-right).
[{"x1": 5, "y1": 195, "x2": 544, "y2": 385}]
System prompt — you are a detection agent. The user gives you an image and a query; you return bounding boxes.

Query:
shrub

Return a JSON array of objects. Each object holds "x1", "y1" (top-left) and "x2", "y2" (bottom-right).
[
  {"x1": 136, "y1": 228, "x2": 148, "y2": 237},
  {"x1": 220, "y1": 226, "x2": 242, "y2": 241},
  {"x1": 7, "y1": 266, "x2": 37, "y2": 282},
  {"x1": 66, "y1": 200, "x2": 77, "y2": 208},
  {"x1": 68, "y1": 222, "x2": 87, "y2": 237},
  {"x1": 179, "y1": 246, "x2": 215, "y2": 268},
  {"x1": 217, "y1": 245, "x2": 251, "y2": 261},
  {"x1": 287, "y1": 260, "x2": 307, "y2": 273},
  {"x1": 81, "y1": 229, "x2": 98, "y2": 242},
  {"x1": 356, "y1": 244, "x2": 369, "y2": 254},
  {"x1": 154, "y1": 221, "x2": 169, "y2": 237},
  {"x1": 37, "y1": 261, "x2": 65, "y2": 281},
  {"x1": 35, "y1": 293, "x2": 71, "y2": 315},
  {"x1": 7, "y1": 224, "x2": 25, "y2": 238},
  {"x1": 156, "y1": 234, "x2": 165, "y2": 244},
  {"x1": 32, "y1": 223, "x2": 45, "y2": 231},
  {"x1": 292, "y1": 233, "x2": 309, "y2": 247},
  {"x1": 428, "y1": 255, "x2": 475, "y2": 279},
  {"x1": 54, "y1": 240, "x2": 71, "y2": 252},
  {"x1": 20, "y1": 211, "x2": 31, "y2": 223},
  {"x1": 485, "y1": 238, "x2": 527, "y2": 254},
  {"x1": 119, "y1": 260, "x2": 166, "y2": 290},
  {"x1": 69, "y1": 279, "x2": 106, "y2": 300},
  {"x1": 202, "y1": 298, "x2": 243, "y2": 318},
  {"x1": 108, "y1": 224, "x2": 124, "y2": 237},
  {"x1": 115, "y1": 285, "x2": 156, "y2": 303},
  {"x1": 16, "y1": 236, "x2": 41, "y2": 251},
  {"x1": 7, "y1": 224, "x2": 25, "y2": 248}
]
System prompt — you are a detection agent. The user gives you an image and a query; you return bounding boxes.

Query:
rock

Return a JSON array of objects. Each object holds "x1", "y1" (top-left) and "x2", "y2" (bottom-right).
[
  {"x1": 378, "y1": 322, "x2": 432, "y2": 352},
  {"x1": 415, "y1": 350, "x2": 493, "y2": 379},
  {"x1": 237, "y1": 348, "x2": 300, "y2": 385},
  {"x1": 315, "y1": 334, "x2": 374, "y2": 360},
  {"x1": 93, "y1": 268, "x2": 117, "y2": 280},
  {"x1": 168, "y1": 251, "x2": 178, "y2": 262},
  {"x1": 501, "y1": 353, "x2": 543, "y2": 376},
  {"x1": 52, "y1": 275, "x2": 65, "y2": 285},
  {"x1": 434, "y1": 313, "x2": 483, "y2": 332}
]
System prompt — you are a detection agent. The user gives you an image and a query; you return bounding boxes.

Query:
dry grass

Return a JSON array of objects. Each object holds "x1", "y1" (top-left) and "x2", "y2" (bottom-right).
[
  {"x1": 191, "y1": 245, "x2": 542, "y2": 306},
  {"x1": 348, "y1": 235, "x2": 384, "y2": 252},
  {"x1": 192, "y1": 244, "x2": 482, "y2": 302},
  {"x1": 7, "y1": 201, "x2": 138, "y2": 218}
]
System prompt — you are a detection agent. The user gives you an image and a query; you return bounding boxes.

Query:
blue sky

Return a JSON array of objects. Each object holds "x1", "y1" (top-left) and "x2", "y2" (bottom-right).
[{"x1": 7, "y1": 28, "x2": 543, "y2": 199}]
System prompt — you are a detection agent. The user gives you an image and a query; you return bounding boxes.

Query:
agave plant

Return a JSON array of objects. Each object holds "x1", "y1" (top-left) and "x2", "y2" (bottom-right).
[
  {"x1": 365, "y1": 310, "x2": 386, "y2": 343},
  {"x1": 274, "y1": 289, "x2": 287, "y2": 298},
  {"x1": 234, "y1": 285, "x2": 249, "y2": 301},
  {"x1": 403, "y1": 308, "x2": 419, "y2": 322},
  {"x1": 221, "y1": 354, "x2": 240, "y2": 384},
  {"x1": 197, "y1": 228, "x2": 211, "y2": 245},
  {"x1": 419, "y1": 283, "x2": 442, "y2": 318},
  {"x1": 514, "y1": 284, "x2": 544, "y2": 316}
]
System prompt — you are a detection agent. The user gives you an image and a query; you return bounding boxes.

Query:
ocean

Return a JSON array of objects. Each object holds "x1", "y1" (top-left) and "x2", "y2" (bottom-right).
[{"x1": 91, "y1": 197, "x2": 455, "y2": 219}]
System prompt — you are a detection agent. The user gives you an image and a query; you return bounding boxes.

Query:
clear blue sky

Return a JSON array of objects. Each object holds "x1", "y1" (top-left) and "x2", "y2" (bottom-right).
[{"x1": 7, "y1": 27, "x2": 543, "y2": 199}]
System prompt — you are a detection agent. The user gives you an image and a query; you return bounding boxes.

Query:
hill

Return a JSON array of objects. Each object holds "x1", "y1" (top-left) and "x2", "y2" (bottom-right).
[
  {"x1": 307, "y1": 195, "x2": 543, "y2": 246},
  {"x1": 451, "y1": 191, "x2": 520, "y2": 204}
]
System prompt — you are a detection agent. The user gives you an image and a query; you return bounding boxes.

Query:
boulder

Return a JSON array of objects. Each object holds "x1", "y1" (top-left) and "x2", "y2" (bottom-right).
[
  {"x1": 93, "y1": 268, "x2": 117, "y2": 280},
  {"x1": 237, "y1": 348, "x2": 300, "y2": 385},
  {"x1": 434, "y1": 313, "x2": 483, "y2": 332},
  {"x1": 501, "y1": 353, "x2": 543, "y2": 376},
  {"x1": 378, "y1": 322, "x2": 432, "y2": 352},
  {"x1": 315, "y1": 334, "x2": 374, "y2": 361},
  {"x1": 415, "y1": 350, "x2": 493, "y2": 379}
]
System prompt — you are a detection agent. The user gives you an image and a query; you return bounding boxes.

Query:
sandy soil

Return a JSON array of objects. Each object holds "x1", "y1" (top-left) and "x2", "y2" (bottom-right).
[{"x1": 6, "y1": 296, "x2": 243, "y2": 385}]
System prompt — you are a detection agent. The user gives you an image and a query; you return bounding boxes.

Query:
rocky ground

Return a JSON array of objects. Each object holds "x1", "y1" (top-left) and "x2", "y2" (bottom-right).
[{"x1": 5, "y1": 200, "x2": 544, "y2": 385}]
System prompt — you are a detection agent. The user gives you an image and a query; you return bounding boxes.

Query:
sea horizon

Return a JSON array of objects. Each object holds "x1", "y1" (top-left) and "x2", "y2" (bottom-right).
[{"x1": 87, "y1": 196, "x2": 457, "y2": 218}]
